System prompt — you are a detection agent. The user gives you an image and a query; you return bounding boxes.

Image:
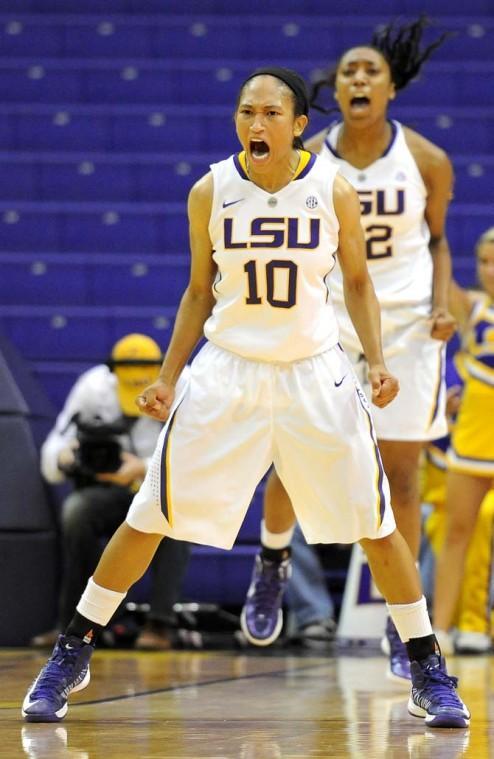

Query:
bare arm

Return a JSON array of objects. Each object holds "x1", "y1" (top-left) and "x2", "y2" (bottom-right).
[
  {"x1": 137, "y1": 172, "x2": 217, "y2": 420},
  {"x1": 406, "y1": 129, "x2": 457, "y2": 341},
  {"x1": 159, "y1": 173, "x2": 216, "y2": 384},
  {"x1": 425, "y1": 152, "x2": 457, "y2": 340},
  {"x1": 333, "y1": 174, "x2": 399, "y2": 407}
]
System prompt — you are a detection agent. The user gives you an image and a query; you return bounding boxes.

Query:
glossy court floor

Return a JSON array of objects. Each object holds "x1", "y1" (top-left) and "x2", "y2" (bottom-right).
[{"x1": 1, "y1": 647, "x2": 492, "y2": 759}]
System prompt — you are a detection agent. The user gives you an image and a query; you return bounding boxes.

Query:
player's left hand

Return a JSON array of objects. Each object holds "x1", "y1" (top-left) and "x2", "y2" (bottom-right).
[
  {"x1": 429, "y1": 307, "x2": 457, "y2": 341},
  {"x1": 368, "y1": 365, "x2": 400, "y2": 408}
]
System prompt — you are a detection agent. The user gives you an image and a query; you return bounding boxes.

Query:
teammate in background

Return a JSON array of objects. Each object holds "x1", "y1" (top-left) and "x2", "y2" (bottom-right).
[
  {"x1": 432, "y1": 228, "x2": 494, "y2": 650},
  {"x1": 22, "y1": 67, "x2": 468, "y2": 729},
  {"x1": 243, "y1": 19, "x2": 456, "y2": 684}
]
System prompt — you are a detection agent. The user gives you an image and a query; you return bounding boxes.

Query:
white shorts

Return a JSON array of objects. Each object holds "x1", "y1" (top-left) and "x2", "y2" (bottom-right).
[
  {"x1": 126, "y1": 342, "x2": 396, "y2": 549},
  {"x1": 338, "y1": 309, "x2": 447, "y2": 442}
]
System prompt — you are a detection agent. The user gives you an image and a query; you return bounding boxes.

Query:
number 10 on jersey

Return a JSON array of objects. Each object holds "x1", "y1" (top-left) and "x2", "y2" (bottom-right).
[{"x1": 244, "y1": 260, "x2": 297, "y2": 309}]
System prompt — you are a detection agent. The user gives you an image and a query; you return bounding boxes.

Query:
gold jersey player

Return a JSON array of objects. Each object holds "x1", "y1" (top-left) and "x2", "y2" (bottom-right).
[
  {"x1": 22, "y1": 67, "x2": 468, "y2": 729},
  {"x1": 433, "y1": 227, "x2": 494, "y2": 650}
]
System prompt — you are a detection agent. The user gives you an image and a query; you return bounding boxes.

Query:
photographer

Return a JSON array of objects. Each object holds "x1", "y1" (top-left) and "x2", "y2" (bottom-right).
[{"x1": 33, "y1": 333, "x2": 191, "y2": 650}]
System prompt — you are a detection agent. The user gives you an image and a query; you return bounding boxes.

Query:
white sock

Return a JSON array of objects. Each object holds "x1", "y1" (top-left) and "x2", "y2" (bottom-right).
[
  {"x1": 261, "y1": 519, "x2": 294, "y2": 551},
  {"x1": 76, "y1": 576, "x2": 127, "y2": 627},
  {"x1": 387, "y1": 596, "x2": 433, "y2": 643}
]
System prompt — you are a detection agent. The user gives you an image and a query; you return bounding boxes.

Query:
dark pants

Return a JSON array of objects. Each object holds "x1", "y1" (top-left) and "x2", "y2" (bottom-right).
[{"x1": 57, "y1": 484, "x2": 191, "y2": 628}]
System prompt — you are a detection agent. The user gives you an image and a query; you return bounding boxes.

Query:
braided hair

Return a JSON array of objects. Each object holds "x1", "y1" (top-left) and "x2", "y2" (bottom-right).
[{"x1": 310, "y1": 16, "x2": 451, "y2": 114}]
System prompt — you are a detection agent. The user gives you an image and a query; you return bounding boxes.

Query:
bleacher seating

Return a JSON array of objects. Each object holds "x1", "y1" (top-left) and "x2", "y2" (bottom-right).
[
  {"x1": 0, "y1": 252, "x2": 189, "y2": 306},
  {"x1": 0, "y1": 16, "x2": 493, "y2": 61},
  {"x1": 3, "y1": 104, "x2": 494, "y2": 154},
  {"x1": 0, "y1": 200, "x2": 187, "y2": 252},
  {"x1": 0, "y1": 58, "x2": 492, "y2": 108},
  {"x1": 0, "y1": 2, "x2": 493, "y2": 611},
  {"x1": 0, "y1": 152, "x2": 219, "y2": 201},
  {"x1": 0, "y1": 304, "x2": 176, "y2": 360},
  {"x1": 1, "y1": 151, "x2": 493, "y2": 204},
  {"x1": 0, "y1": 1, "x2": 493, "y2": 14}
]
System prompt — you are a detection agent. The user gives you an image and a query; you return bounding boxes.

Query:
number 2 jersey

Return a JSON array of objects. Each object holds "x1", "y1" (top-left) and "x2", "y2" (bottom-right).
[
  {"x1": 204, "y1": 150, "x2": 340, "y2": 362},
  {"x1": 320, "y1": 120, "x2": 432, "y2": 345}
]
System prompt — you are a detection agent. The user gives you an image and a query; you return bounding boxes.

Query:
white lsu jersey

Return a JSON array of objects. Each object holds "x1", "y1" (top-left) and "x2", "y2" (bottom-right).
[
  {"x1": 321, "y1": 120, "x2": 432, "y2": 323},
  {"x1": 204, "y1": 150, "x2": 340, "y2": 362}
]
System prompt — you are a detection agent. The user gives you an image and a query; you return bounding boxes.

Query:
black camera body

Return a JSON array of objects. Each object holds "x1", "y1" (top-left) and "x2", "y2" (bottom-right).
[
  {"x1": 77, "y1": 423, "x2": 122, "y2": 474},
  {"x1": 70, "y1": 414, "x2": 128, "y2": 482}
]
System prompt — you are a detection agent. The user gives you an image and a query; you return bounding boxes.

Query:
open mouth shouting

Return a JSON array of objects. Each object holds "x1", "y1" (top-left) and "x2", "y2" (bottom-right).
[
  {"x1": 249, "y1": 138, "x2": 270, "y2": 163},
  {"x1": 350, "y1": 95, "x2": 371, "y2": 112}
]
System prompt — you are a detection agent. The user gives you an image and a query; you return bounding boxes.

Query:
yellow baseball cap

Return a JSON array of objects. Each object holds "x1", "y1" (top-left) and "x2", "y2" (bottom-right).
[{"x1": 110, "y1": 334, "x2": 163, "y2": 416}]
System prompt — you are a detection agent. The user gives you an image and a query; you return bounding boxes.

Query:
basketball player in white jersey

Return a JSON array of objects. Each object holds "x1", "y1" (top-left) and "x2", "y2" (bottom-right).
[
  {"x1": 22, "y1": 67, "x2": 468, "y2": 729},
  {"x1": 250, "y1": 19, "x2": 457, "y2": 682}
]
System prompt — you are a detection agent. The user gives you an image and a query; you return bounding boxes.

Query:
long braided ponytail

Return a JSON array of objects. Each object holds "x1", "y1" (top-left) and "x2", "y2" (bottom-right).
[{"x1": 310, "y1": 16, "x2": 451, "y2": 114}]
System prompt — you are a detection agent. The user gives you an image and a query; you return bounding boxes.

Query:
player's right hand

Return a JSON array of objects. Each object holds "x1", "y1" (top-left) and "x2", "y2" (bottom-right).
[
  {"x1": 136, "y1": 380, "x2": 175, "y2": 422},
  {"x1": 368, "y1": 365, "x2": 400, "y2": 409}
]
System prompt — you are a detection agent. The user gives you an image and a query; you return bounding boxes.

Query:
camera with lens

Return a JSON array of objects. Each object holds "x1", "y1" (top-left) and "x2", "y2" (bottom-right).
[{"x1": 68, "y1": 414, "x2": 129, "y2": 483}]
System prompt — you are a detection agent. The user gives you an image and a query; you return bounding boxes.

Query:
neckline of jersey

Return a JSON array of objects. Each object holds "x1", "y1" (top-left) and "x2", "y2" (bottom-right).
[
  {"x1": 324, "y1": 119, "x2": 398, "y2": 166},
  {"x1": 233, "y1": 150, "x2": 316, "y2": 191}
]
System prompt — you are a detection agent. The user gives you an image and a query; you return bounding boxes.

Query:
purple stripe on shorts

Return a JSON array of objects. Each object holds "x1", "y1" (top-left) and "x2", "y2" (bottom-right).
[
  {"x1": 160, "y1": 400, "x2": 184, "y2": 526},
  {"x1": 355, "y1": 388, "x2": 387, "y2": 527},
  {"x1": 428, "y1": 346, "x2": 445, "y2": 428}
]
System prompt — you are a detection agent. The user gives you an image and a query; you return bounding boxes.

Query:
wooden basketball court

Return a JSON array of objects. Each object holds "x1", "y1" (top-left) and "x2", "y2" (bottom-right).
[
  {"x1": 1, "y1": 647, "x2": 492, "y2": 758},
  {"x1": 0, "y1": 649, "x2": 494, "y2": 759}
]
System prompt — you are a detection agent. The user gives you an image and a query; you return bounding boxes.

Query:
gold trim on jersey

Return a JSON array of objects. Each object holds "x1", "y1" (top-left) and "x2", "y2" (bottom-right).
[
  {"x1": 165, "y1": 423, "x2": 174, "y2": 528},
  {"x1": 237, "y1": 149, "x2": 313, "y2": 181}
]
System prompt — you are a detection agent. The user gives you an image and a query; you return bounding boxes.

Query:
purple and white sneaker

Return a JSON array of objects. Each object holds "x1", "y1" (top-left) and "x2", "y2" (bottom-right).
[
  {"x1": 381, "y1": 616, "x2": 411, "y2": 684},
  {"x1": 240, "y1": 553, "x2": 291, "y2": 646},
  {"x1": 408, "y1": 654, "x2": 470, "y2": 728},
  {"x1": 22, "y1": 635, "x2": 93, "y2": 722}
]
